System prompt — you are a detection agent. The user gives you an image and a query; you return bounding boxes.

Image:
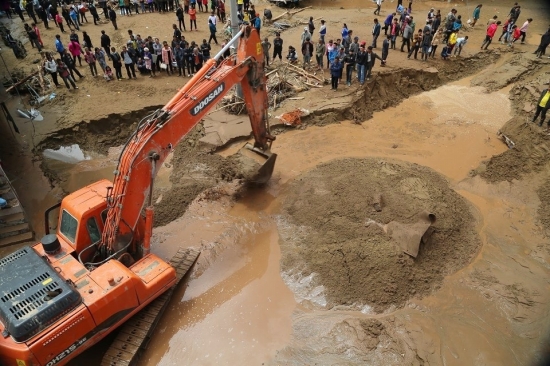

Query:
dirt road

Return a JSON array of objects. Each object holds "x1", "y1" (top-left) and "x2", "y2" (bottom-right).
[{"x1": 1, "y1": 0, "x2": 550, "y2": 365}]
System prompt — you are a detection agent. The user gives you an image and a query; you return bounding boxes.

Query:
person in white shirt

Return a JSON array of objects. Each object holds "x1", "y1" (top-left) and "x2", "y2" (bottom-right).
[
  {"x1": 374, "y1": 0, "x2": 382, "y2": 16},
  {"x1": 319, "y1": 20, "x2": 327, "y2": 43},
  {"x1": 208, "y1": 12, "x2": 217, "y2": 26},
  {"x1": 519, "y1": 18, "x2": 533, "y2": 44}
]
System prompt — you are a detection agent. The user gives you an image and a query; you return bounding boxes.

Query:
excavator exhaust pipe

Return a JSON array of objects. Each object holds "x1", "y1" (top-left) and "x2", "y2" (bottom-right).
[{"x1": 236, "y1": 143, "x2": 277, "y2": 184}]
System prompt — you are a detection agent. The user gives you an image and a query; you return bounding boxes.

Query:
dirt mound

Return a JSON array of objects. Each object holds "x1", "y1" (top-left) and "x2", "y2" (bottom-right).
[{"x1": 279, "y1": 158, "x2": 480, "y2": 312}]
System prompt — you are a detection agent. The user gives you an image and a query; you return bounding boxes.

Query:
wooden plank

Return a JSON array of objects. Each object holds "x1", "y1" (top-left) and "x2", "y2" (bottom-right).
[
  {"x1": 0, "y1": 222, "x2": 29, "y2": 235},
  {"x1": 0, "y1": 231, "x2": 33, "y2": 247}
]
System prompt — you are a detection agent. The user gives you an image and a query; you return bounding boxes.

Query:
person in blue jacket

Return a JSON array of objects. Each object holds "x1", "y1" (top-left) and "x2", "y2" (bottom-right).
[{"x1": 330, "y1": 56, "x2": 343, "y2": 90}]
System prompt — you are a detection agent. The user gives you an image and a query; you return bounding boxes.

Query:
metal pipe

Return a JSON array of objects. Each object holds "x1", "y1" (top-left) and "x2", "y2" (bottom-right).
[
  {"x1": 229, "y1": 0, "x2": 243, "y2": 98},
  {"x1": 213, "y1": 28, "x2": 244, "y2": 61}
]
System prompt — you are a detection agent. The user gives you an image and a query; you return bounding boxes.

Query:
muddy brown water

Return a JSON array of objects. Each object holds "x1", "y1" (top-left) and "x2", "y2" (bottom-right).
[{"x1": 57, "y1": 75, "x2": 550, "y2": 365}]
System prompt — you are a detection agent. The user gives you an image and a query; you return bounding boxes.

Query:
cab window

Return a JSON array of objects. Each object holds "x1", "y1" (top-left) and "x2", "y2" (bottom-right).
[
  {"x1": 87, "y1": 217, "x2": 101, "y2": 244},
  {"x1": 60, "y1": 210, "x2": 78, "y2": 243}
]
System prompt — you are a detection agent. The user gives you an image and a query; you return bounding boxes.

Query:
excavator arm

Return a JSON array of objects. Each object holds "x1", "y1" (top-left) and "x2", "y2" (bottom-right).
[{"x1": 100, "y1": 26, "x2": 275, "y2": 254}]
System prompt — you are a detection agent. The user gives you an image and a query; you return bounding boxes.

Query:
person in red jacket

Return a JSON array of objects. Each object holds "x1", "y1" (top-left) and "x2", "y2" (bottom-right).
[
  {"x1": 481, "y1": 20, "x2": 501, "y2": 50},
  {"x1": 508, "y1": 24, "x2": 521, "y2": 46}
]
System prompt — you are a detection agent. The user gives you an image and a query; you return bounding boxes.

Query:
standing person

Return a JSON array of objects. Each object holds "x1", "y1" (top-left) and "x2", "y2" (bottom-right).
[
  {"x1": 192, "y1": 47, "x2": 203, "y2": 72},
  {"x1": 533, "y1": 83, "x2": 550, "y2": 128},
  {"x1": 408, "y1": 0, "x2": 413, "y2": 13},
  {"x1": 421, "y1": 30, "x2": 432, "y2": 61},
  {"x1": 89, "y1": 2, "x2": 100, "y2": 25},
  {"x1": 61, "y1": 6, "x2": 74, "y2": 31},
  {"x1": 108, "y1": 6, "x2": 117, "y2": 30},
  {"x1": 471, "y1": 4, "x2": 482, "y2": 27},
  {"x1": 110, "y1": 46, "x2": 123, "y2": 80},
  {"x1": 25, "y1": 24, "x2": 42, "y2": 51},
  {"x1": 356, "y1": 45, "x2": 367, "y2": 84},
  {"x1": 307, "y1": 16, "x2": 315, "y2": 34},
  {"x1": 343, "y1": 49, "x2": 355, "y2": 86},
  {"x1": 161, "y1": 41, "x2": 174, "y2": 75},
  {"x1": 390, "y1": 18, "x2": 400, "y2": 49},
  {"x1": 99, "y1": 0, "x2": 109, "y2": 19},
  {"x1": 408, "y1": 30, "x2": 422, "y2": 59},
  {"x1": 82, "y1": 31, "x2": 93, "y2": 49},
  {"x1": 26, "y1": 2, "x2": 38, "y2": 24},
  {"x1": 174, "y1": 42, "x2": 185, "y2": 76},
  {"x1": 374, "y1": 0, "x2": 381, "y2": 16},
  {"x1": 381, "y1": 35, "x2": 390, "y2": 64},
  {"x1": 453, "y1": 35, "x2": 468, "y2": 56},
  {"x1": 330, "y1": 57, "x2": 343, "y2": 90},
  {"x1": 534, "y1": 27, "x2": 550, "y2": 58},
  {"x1": 200, "y1": 39, "x2": 211, "y2": 60},
  {"x1": 383, "y1": 13, "x2": 395, "y2": 35},
  {"x1": 69, "y1": 7, "x2": 80, "y2": 30},
  {"x1": 32, "y1": 23, "x2": 43, "y2": 47},
  {"x1": 55, "y1": 13, "x2": 65, "y2": 33},
  {"x1": 43, "y1": 53, "x2": 60, "y2": 87},
  {"x1": 430, "y1": 28, "x2": 442, "y2": 58},
  {"x1": 55, "y1": 34, "x2": 65, "y2": 58},
  {"x1": 273, "y1": 32, "x2": 283, "y2": 62},
  {"x1": 319, "y1": 19, "x2": 327, "y2": 43},
  {"x1": 499, "y1": 19, "x2": 513, "y2": 43},
  {"x1": 94, "y1": 47, "x2": 107, "y2": 73},
  {"x1": 176, "y1": 5, "x2": 185, "y2": 31},
  {"x1": 121, "y1": 45, "x2": 137, "y2": 79},
  {"x1": 152, "y1": 38, "x2": 163, "y2": 71},
  {"x1": 481, "y1": 21, "x2": 501, "y2": 50},
  {"x1": 365, "y1": 46, "x2": 384, "y2": 80},
  {"x1": 68, "y1": 38, "x2": 83, "y2": 67},
  {"x1": 519, "y1": 18, "x2": 533, "y2": 44},
  {"x1": 189, "y1": 5, "x2": 197, "y2": 30},
  {"x1": 326, "y1": 39, "x2": 335, "y2": 69},
  {"x1": 143, "y1": 47, "x2": 155, "y2": 77},
  {"x1": 315, "y1": 38, "x2": 325, "y2": 70},
  {"x1": 300, "y1": 27, "x2": 311, "y2": 47},
  {"x1": 62, "y1": 49, "x2": 84, "y2": 79},
  {"x1": 301, "y1": 37, "x2": 313, "y2": 70},
  {"x1": 252, "y1": 14, "x2": 261, "y2": 36},
  {"x1": 56, "y1": 59, "x2": 78, "y2": 89},
  {"x1": 261, "y1": 37, "x2": 271, "y2": 66},
  {"x1": 372, "y1": 18, "x2": 381, "y2": 49},
  {"x1": 84, "y1": 48, "x2": 98, "y2": 76},
  {"x1": 208, "y1": 19, "x2": 218, "y2": 44},
  {"x1": 218, "y1": 0, "x2": 226, "y2": 22},
  {"x1": 400, "y1": 20, "x2": 412, "y2": 52},
  {"x1": 101, "y1": 31, "x2": 111, "y2": 60}
]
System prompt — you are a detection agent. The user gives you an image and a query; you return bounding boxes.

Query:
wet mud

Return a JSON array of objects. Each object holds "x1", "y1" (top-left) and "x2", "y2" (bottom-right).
[{"x1": 279, "y1": 158, "x2": 480, "y2": 312}]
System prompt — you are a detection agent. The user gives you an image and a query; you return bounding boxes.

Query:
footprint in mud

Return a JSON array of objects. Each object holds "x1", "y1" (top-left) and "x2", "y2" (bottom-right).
[{"x1": 399, "y1": 177, "x2": 431, "y2": 200}]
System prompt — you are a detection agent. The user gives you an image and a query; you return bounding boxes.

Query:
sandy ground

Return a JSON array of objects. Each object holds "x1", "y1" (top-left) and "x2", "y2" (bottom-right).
[{"x1": 1, "y1": 0, "x2": 550, "y2": 365}]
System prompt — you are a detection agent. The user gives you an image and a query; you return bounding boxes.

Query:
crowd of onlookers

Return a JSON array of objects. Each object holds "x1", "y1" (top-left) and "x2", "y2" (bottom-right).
[{"x1": 1, "y1": 0, "x2": 548, "y2": 92}]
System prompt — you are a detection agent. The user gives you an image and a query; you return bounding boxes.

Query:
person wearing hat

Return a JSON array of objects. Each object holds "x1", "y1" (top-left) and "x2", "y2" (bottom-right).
[
  {"x1": 301, "y1": 27, "x2": 311, "y2": 46},
  {"x1": 273, "y1": 32, "x2": 283, "y2": 61},
  {"x1": 533, "y1": 82, "x2": 550, "y2": 128},
  {"x1": 143, "y1": 47, "x2": 155, "y2": 77}
]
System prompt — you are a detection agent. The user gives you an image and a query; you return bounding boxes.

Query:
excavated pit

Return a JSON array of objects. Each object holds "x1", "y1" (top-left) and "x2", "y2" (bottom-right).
[{"x1": 279, "y1": 158, "x2": 480, "y2": 313}]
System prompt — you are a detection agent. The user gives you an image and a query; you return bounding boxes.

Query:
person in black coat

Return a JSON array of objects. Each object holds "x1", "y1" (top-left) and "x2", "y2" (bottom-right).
[
  {"x1": 100, "y1": 30, "x2": 111, "y2": 60},
  {"x1": 365, "y1": 46, "x2": 384, "y2": 80}
]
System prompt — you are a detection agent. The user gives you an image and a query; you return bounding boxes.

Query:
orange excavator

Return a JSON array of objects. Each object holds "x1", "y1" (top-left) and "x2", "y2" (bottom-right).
[{"x1": 0, "y1": 25, "x2": 276, "y2": 366}]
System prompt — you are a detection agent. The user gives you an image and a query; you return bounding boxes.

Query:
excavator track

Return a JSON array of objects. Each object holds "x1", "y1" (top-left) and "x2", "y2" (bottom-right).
[{"x1": 100, "y1": 248, "x2": 200, "y2": 366}]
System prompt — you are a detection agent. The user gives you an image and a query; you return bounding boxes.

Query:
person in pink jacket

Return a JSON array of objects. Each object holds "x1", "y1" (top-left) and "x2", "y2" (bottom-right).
[
  {"x1": 161, "y1": 41, "x2": 174, "y2": 75},
  {"x1": 481, "y1": 20, "x2": 501, "y2": 50},
  {"x1": 68, "y1": 39, "x2": 83, "y2": 66}
]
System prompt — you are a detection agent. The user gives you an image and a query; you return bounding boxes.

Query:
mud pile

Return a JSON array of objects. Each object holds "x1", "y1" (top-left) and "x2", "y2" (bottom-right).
[{"x1": 279, "y1": 158, "x2": 480, "y2": 312}]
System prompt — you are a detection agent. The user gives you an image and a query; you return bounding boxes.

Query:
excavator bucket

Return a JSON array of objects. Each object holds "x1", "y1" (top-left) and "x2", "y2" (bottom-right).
[{"x1": 235, "y1": 142, "x2": 277, "y2": 184}]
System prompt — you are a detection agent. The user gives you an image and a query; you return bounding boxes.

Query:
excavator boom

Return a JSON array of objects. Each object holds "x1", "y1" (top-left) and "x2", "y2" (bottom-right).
[{"x1": 102, "y1": 26, "x2": 275, "y2": 253}]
